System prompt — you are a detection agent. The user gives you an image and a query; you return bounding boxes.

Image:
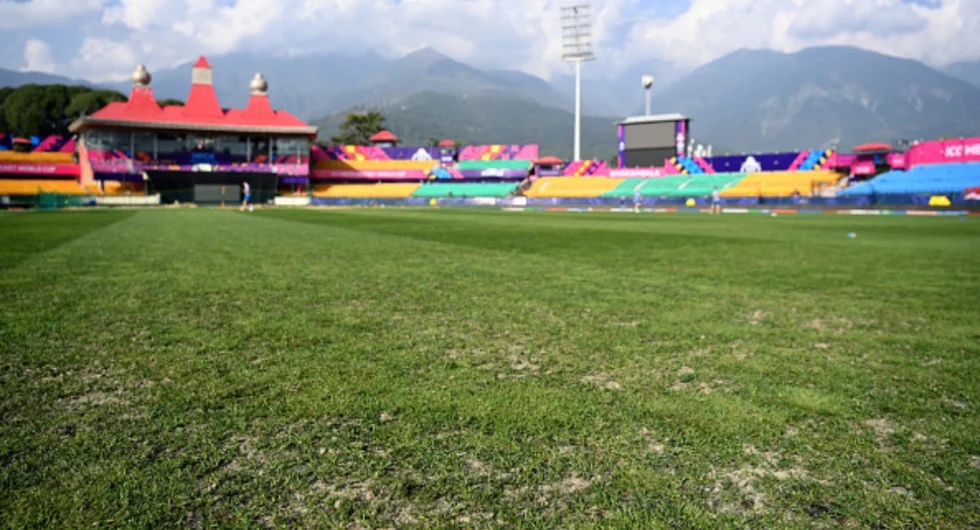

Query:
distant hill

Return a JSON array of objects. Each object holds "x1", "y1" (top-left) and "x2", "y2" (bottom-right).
[
  {"x1": 943, "y1": 60, "x2": 980, "y2": 89},
  {"x1": 550, "y1": 58, "x2": 686, "y2": 116},
  {"x1": 314, "y1": 91, "x2": 618, "y2": 160},
  {"x1": 98, "y1": 48, "x2": 569, "y2": 121},
  {"x1": 0, "y1": 68, "x2": 97, "y2": 89},
  {"x1": 8, "y1": 45, "x2": 980, "y2": 159},
  {"x1": 647, "y1": 46, "x2": 980, "y2": 152}
]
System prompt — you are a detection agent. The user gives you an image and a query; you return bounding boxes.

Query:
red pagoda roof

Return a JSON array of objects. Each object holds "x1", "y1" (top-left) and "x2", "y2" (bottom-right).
[
  {"x1": 535, "y1": 156, "x2": 563, "y2": 165},
  {"x1": 369, "y1": 130, "x2": 398, "y2": 143},
  {"x1": 69, "y1": 56, "x2": 316, "y2": 136},
  {"x1": 438, "y1": 139, "x2": 455, "y2": 147}
]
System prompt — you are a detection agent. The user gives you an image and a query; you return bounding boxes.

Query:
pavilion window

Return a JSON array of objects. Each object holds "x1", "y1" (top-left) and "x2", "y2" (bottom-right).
[
  {"x1": 187, "y1": 134, "x2": 215, "y2": 153},
  {"x1": 156, "y1": 133, "x2": 186, "y2": 159},
  {"x1": 248, "y1": 137, "x2": 271, "y2": 163},
  {"x1": 133, "y1": 133, "x2": 155, "y2": 161},
  {"x1": 215, "y1": 136, "x2": 248, "y2": 162}
]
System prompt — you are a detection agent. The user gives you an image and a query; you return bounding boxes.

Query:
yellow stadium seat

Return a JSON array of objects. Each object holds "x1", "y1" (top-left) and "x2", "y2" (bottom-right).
[
  {"x1": 312, "y1": 160, "x2": 436, "y2": 171},
  {"x1": 720, "y1": 171, "x2": 839, "y2": 197},
  {"x1": 312, "y1": 183, "x2": 420, "y2": 198},
  {"x1": 0, "y1": 152, "x2": 75, "y2": 164},
  {"x1": 0, "y1": 179, "x2": 87, "y2": 195},
  {"x1": 524, "y1": 177, "x2": 623, "y2": 198}
]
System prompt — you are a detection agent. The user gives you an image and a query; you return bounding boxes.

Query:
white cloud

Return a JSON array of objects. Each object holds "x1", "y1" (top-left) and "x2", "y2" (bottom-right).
[
  {"x1": 625, "y1": 0, "x2": 980, "y2": 69},
  {"x1": 2, "y1": 0, "x2": 979, "y2": 82},
  {"x1": 102, "y1": 0, "x2": 171, "y2": 30},
  {"x1": 21, "y1": 38, "x2": 56, "y2": 73},
  {"x1": 0, "y1": 0, "x2": 102, "y2": 30}
]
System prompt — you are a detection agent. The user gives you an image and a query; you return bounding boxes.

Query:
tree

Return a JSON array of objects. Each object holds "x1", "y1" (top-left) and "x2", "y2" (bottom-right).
[
  {"x1": 0, "y1": 84, "x2": 127, "y2": 136},
  {"x1": 65, "y1": 89, "x2": 127, "y2": 119},
  {"x1": 330, "y1": 111, "x2": 386, "y2": 145},
  {"x1": 158, "y1": 98, "x2": 184, "y2": 107}
]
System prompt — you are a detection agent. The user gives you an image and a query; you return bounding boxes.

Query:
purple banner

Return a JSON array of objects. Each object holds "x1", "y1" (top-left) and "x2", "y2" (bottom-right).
[
  {"x1": 617, "y1": 124, "x2": 626, "y2": 169},
  {"x1": 279, "y1": 176, "x2": 309, "y2": 185},
  {"x1": 88, "y1": 149, "x2": 309, "y2": 176},
  {"x1": 675, "y1": 120, "x2": 686, "y2": 157},
  {"x1": 706, "y1": 152, "x2": 801, "y2": 173}
]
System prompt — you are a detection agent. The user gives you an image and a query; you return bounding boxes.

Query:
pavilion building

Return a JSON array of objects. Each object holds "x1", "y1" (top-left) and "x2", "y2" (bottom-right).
[{"x1": 69, "y1": 57, "x2": 317, "y2": 205}]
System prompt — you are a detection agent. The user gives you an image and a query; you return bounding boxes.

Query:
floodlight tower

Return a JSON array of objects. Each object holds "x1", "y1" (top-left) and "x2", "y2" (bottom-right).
[
  {"x1": 641, "y1": 75, "x2": 654, "y2": 116},
  {"x1": 561, "y1": 4, "x2": 595, "y2": 162}
]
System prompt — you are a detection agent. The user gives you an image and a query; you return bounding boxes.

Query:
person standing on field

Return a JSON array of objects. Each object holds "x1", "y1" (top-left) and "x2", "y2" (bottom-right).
[
  {"x1": 710, "y1": 186, "x2": 721, "y2": 215},
  {"x1": 241, "y1": 181, "x2": 253, "y2": 212}
]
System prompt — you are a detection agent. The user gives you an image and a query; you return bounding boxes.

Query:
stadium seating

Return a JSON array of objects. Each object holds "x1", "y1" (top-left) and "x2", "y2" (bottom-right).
[
  {"x1": 312, "y1": 160, "x2": 436, "y2": 171},
  {"x1": 0, "y1": 151, "x2": 75, "y2": 164},
  {"x1": 670, "y1": 156, "x2": 705, "y2": 174},
  {"x1": 838, "y1": 162, "x2": 980, "y2": 196},
  {"x1": 312, "y1": 183, "x2": 420, "y2": 198},
  {"x1": 668, "y1": 173, "x2": 744, "y2": 197},
  {"x1": 798, "y1": 149, "x2": 834, "y2": 171},
  {"x1": 524, "y1": 177, "x2": 622, "y2": 198},
  {"x1": 601, "y1": 178, "x2": 646, "y2": 197},
  {"x1": 455, "y1": 160, "x2": 531, "y2": 171},
  {"x1": 561, "y1": 160, "x2": 610, "y2": 177},
  {"x1": 635, "y1": 176, "x2": 692, "y2": 196},
  {"x1": 0, "y1": 179, "x2": 86, "y2": 195},
  {"x1": 721, "y1": 171, "x2": 839, "y2": 197},
  {"x1": 411, "y1": 182, "x2": 519, "y2": 198},
  {"x1": 84, "y1": 182, "x2": 142, "y2": 196}
]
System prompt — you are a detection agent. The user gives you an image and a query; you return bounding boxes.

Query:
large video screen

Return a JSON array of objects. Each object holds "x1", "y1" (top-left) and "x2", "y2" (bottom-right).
[
  {"x1": 624, "y1": 122, "x2": 676, "y2": 150},
  {"x1": 623, "y1": 147, "x2": 676, "y2": 168}
]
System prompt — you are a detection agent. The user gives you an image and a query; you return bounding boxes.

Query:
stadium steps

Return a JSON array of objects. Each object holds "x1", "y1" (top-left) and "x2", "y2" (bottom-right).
[
  {"x1": 693, "y1": 157, "x2": 715, "y2": 173},
  {"x1": 799, "y1": 149, "x2": 834, "y2": 170},
  {"x1": 669, "y1": 156, "x2": 704, "y2": 174},
  {"x1": 788, "y1": 151, "x2": 810, "y2": 171}
]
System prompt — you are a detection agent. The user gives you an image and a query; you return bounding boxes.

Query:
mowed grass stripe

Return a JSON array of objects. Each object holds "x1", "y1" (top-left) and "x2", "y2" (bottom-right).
[
  {"x1": 0, "y1": 208, "x2": 977, "y2": 528},
  {"x1": 0, "y1": 210, "x2": 136, "y2": 270}
]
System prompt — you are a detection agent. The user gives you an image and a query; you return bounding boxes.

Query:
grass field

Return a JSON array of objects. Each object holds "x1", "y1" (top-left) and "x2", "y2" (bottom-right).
[{"x1": 1, "y1": 208, "x2": 977, "y2": 529}]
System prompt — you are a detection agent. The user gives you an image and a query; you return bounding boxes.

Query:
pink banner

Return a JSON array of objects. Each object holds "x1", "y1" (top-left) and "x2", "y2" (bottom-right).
[
  {"x1": 852, "y1": 161, "x2": 876, "y2": 176},
  {"x1": 609, "y1": 168, "x2": 665, "y2": 178},
  {"x1": 0, "y1": 163, "x2": 79, "y2": 176},
  {"x1": 907, "y1": 138, "x2": 980, "y2": 166},
  {"x1": 311, "y1": 169, "x2": 428, "y2": 180}
]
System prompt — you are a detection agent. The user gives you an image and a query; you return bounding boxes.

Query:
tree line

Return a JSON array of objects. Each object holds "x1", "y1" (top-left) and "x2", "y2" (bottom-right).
[{"x1": 0, "y1": 84, "x2": 183, "y2": 137}]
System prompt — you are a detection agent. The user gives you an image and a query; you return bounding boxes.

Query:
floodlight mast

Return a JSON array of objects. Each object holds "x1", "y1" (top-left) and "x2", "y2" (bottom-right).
[
  {"x1": 642, "y1": 75, "x2": 654, "y2": 116},
  {"x1": 561, "y1": 4, "x2": 595, "y2": 162}
]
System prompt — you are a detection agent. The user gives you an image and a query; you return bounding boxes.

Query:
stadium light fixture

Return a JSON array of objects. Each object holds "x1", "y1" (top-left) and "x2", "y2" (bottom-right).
[
  {"x1": 641, "y1": 75, "x2": 654, "y2": 116},
  {"x1": 561, "y1": 4, "x2": 596, "y2": 162}
]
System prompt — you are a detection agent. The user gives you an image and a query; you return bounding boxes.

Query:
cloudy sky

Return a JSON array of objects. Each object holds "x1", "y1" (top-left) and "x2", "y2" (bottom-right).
[{"x1": 2, "y1": 0, "x2": 977, "y2": 82}]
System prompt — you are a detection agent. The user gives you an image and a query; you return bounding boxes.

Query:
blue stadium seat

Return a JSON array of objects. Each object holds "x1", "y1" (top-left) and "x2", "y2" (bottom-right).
[{"x1": 839, "y1": 162, "x2": 980, "y2": 195}]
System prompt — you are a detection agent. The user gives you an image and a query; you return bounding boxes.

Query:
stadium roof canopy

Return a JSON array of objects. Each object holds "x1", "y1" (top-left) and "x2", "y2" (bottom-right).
[
  {"x1": 369, "y1": 130, "x2": 398, "y2": 143},
  {"x1": 853, "y1": 142, "x2": 892, "y2": 153},
  {"x1": 69, "y1": 57, "x2": 317, "y2": 137},
  {"x1": 618, "y1": 113, "x2": 688, "y2": 125}
]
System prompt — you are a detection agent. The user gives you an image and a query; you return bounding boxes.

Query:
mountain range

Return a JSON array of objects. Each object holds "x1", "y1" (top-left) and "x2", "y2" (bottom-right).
[{"x1": 2, "y1": 45, "x2": 979, "y2": 158}]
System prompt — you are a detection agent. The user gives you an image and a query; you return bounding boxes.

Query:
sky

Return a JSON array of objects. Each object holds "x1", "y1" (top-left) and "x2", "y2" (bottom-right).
[{"x1": 1, "y1": 0, "x2": 978, "y2": 82}]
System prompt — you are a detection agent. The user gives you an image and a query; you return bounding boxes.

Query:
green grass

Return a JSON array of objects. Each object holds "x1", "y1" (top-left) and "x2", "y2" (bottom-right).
[{"x1": 1, "y1": 208, "x2": 978, "y2": 529}]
